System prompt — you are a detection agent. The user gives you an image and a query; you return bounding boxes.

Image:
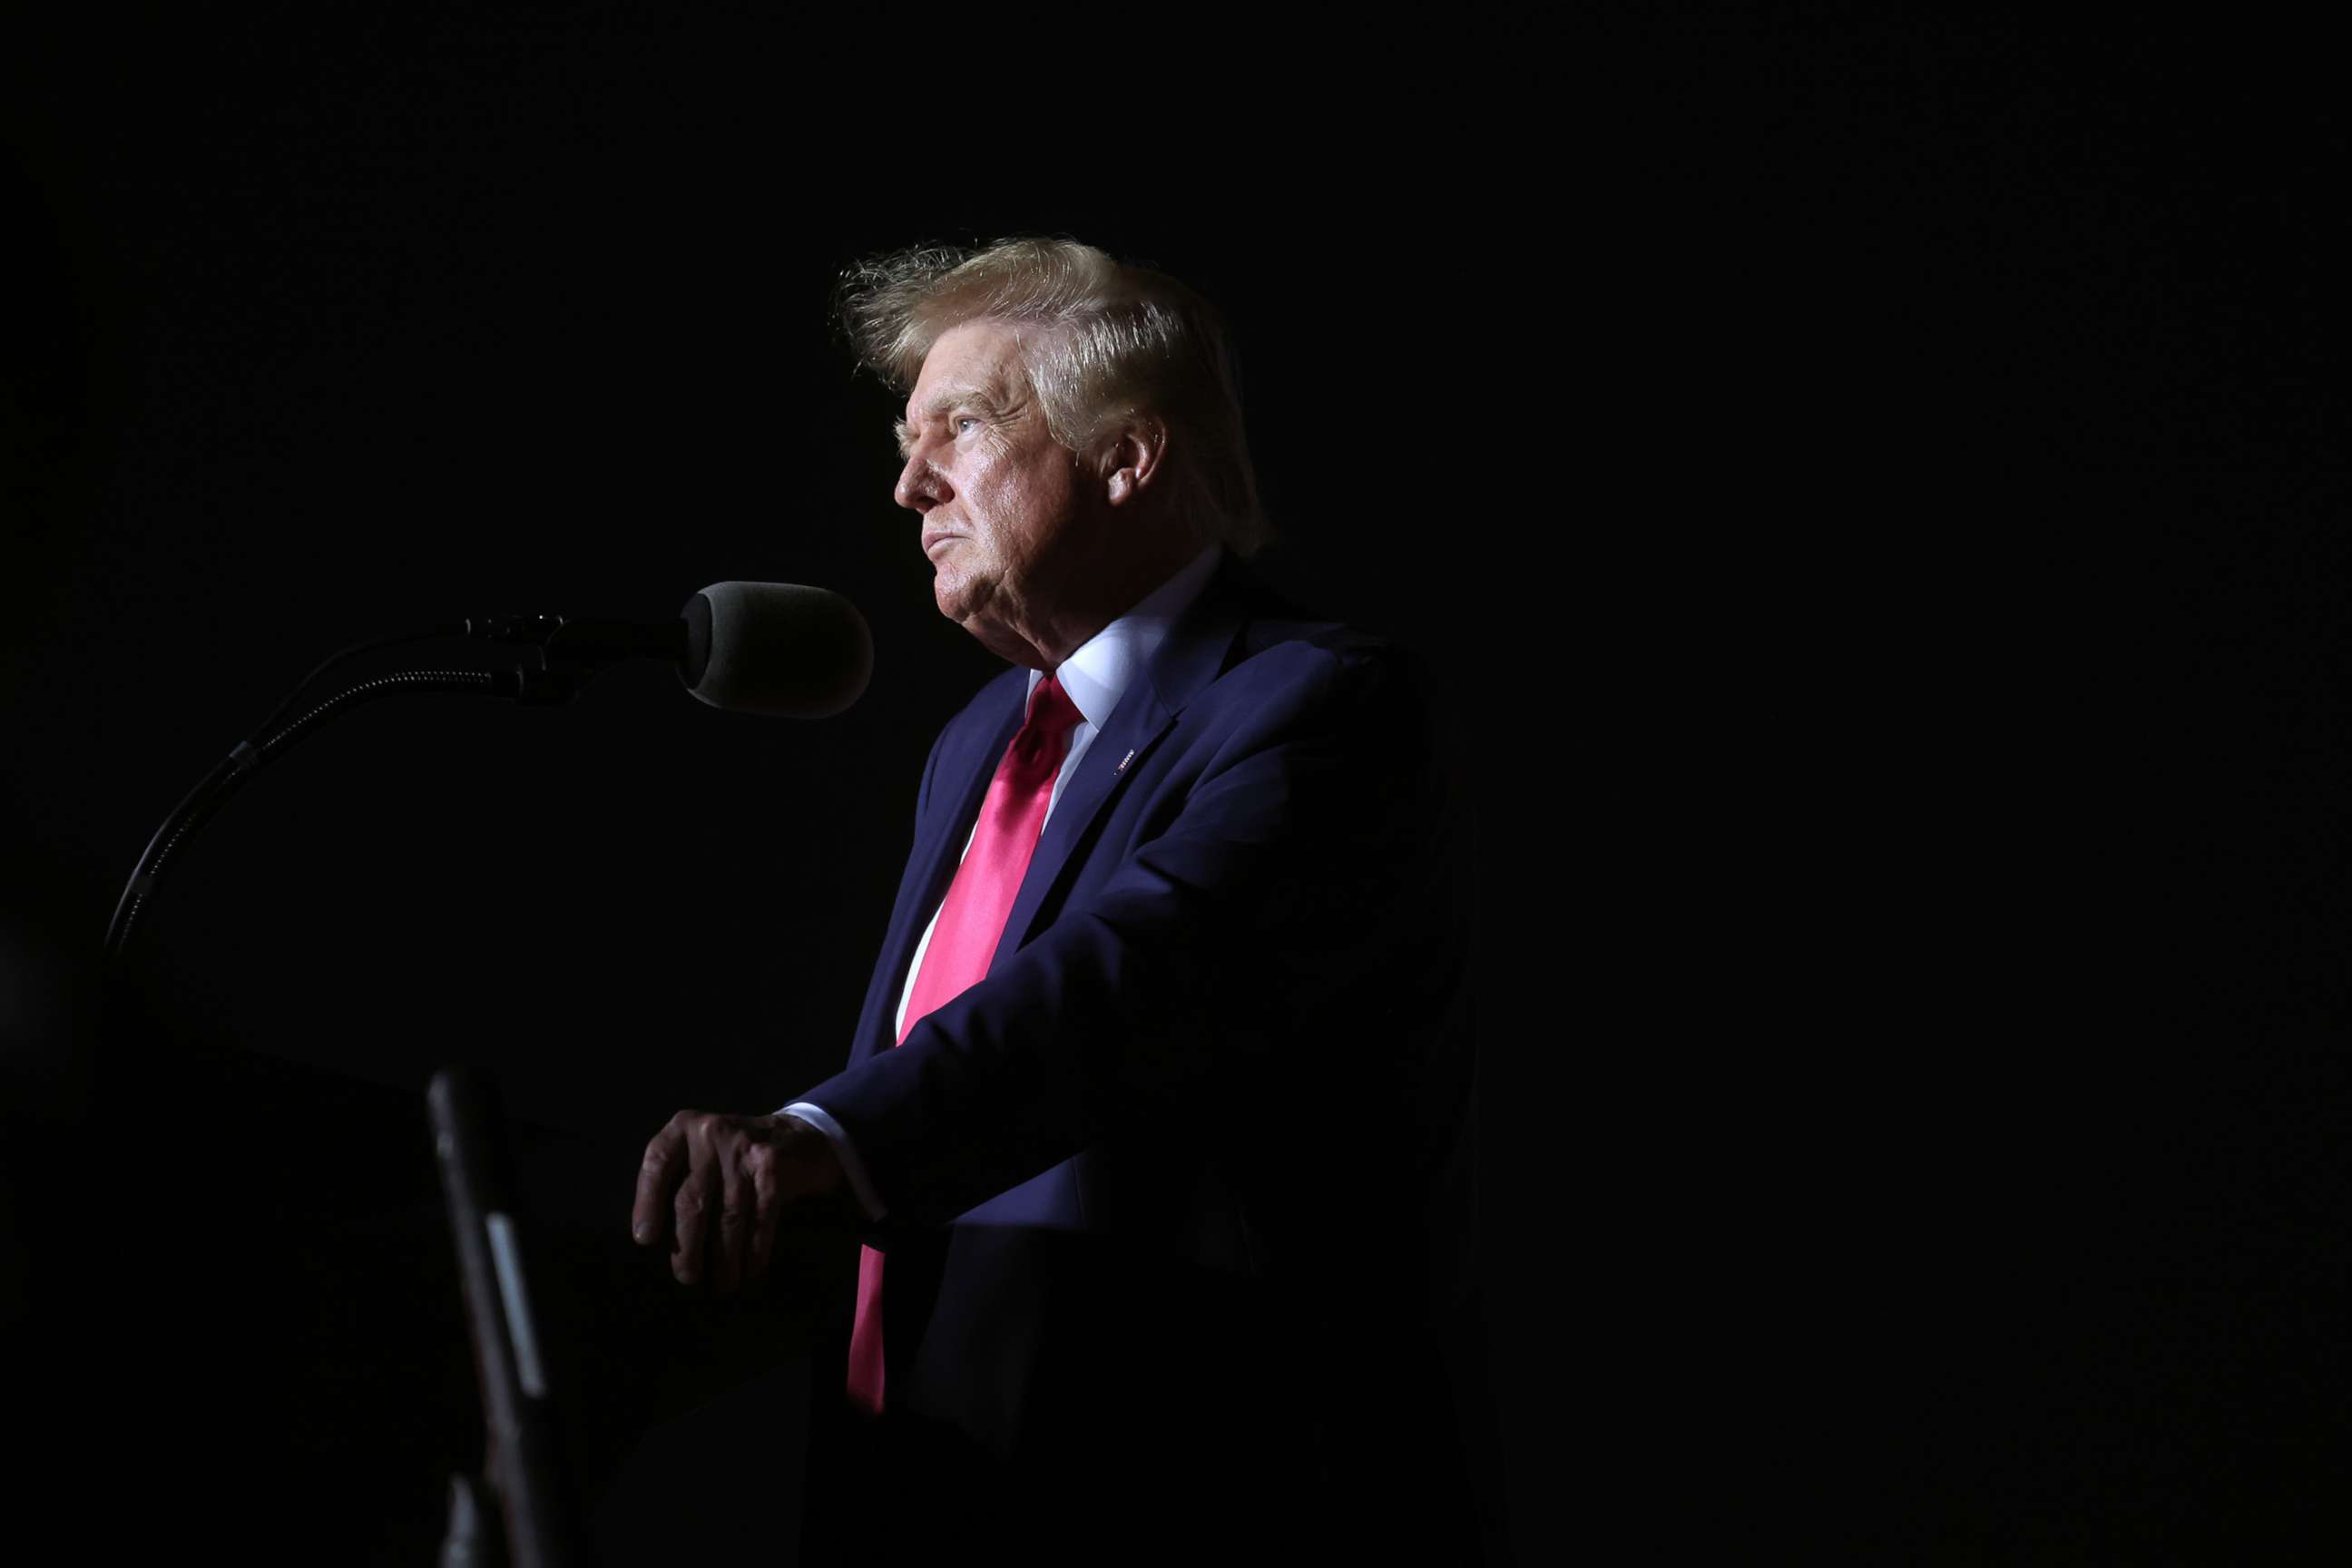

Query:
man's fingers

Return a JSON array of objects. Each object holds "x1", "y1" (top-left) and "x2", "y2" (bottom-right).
[
  {"x1": 632, "y1": 1122, "x2": 688, "y2": 1245},
  {"x1": 713, "y1": 1155, "x2": 750, "y2": 1297},
  {"x1": 634, "y1": 1111, "x2": 806, "y2": 1292},
  {"x1": 672, "y1": 1171, "x2": 713, "y2": 1285},
  {"x1": 749, "y1": 1147, "x2": 781, "y2": 1280}
]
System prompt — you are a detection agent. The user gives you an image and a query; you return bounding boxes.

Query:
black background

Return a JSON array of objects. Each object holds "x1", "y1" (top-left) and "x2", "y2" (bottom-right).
[{"x1": 5, "y1": 9, "x2": 2350, "y2": 1562}]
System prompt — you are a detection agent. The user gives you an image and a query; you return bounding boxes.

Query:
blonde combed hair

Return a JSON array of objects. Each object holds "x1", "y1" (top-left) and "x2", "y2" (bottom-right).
[{"x1": 837, "y1": 237, "x2": 1269, "y2": 556}]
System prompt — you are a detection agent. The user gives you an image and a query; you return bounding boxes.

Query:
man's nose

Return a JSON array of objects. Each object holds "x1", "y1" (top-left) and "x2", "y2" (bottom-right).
[{"x1": 895, "y1": 453, "x2": 946, "y2": 513}]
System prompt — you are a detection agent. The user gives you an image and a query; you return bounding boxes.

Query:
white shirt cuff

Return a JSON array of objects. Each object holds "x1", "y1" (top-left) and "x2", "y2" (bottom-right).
[{"x1": 777, "y1": 1102, "x2": 887, "y2": 1222}]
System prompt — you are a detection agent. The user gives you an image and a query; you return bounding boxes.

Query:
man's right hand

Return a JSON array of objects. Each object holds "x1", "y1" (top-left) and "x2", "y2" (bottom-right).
[{"x1": 631, "y1": 1111, "x2": 847, "y2": 1296}]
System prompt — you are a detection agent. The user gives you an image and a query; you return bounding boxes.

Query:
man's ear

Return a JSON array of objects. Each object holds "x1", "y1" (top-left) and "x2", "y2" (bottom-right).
[{"x1": 1098, "y1": 415, "x2": 1170, "y2": 507}]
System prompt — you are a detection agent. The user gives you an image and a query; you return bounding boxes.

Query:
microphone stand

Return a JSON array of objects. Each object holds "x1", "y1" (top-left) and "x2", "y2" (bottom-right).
[{"x1": 102, "y1": 615, "x2": 681, "y2": 971}]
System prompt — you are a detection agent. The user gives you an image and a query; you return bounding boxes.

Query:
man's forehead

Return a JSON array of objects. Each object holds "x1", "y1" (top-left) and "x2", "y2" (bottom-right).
[{"x1": 908, "y1": 321, "x2": 1028, "y2": 406}]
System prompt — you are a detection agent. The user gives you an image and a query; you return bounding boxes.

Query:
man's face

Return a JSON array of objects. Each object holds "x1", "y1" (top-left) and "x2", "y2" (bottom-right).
[{"x1": 894, "y1": 318, "x2": 1087, "y2": 650}]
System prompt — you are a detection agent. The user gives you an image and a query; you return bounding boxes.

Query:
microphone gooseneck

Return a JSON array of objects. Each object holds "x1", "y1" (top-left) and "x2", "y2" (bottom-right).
[{"x1": 106, "y1": 580, "x2": 872, "y2": 971}]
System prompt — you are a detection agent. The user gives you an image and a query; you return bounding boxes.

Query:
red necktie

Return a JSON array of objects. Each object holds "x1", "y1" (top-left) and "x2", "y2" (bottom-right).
[{"x1": 846, "y1": 672, "x2": 1086, "y2": 1416}]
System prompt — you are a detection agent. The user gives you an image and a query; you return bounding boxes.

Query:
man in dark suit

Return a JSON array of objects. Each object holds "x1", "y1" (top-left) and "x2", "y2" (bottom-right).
[{"x1": 632, "y1": 239, "x2": 1479, "y2": 1560}]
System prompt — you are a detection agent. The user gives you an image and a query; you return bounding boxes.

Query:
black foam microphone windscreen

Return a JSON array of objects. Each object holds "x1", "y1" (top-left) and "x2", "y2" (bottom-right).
[{"x1": 681, "y1": 582, "x2": 873, "y2": 718}]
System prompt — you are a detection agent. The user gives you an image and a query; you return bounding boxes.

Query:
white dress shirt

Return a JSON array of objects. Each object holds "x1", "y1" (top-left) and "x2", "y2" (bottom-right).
[{"x1": 779, "y1": 544, "x2": 1223, "y2": 1221}]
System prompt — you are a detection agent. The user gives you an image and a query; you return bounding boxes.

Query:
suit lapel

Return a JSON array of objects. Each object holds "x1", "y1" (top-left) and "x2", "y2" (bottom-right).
[{"x1": 992, "y1": 553, "x2": 1254, "y2": 968}]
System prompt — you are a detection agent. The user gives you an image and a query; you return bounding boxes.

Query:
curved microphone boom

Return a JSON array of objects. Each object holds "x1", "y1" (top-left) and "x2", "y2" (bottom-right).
[{"x1": 106, "y1": 581, "x2": 873, "y2": 967}]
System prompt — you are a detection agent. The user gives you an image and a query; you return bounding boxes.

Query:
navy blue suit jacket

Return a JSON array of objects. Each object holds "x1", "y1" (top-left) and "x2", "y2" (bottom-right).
[{"x1": 798, "y1": 551, "x2": 1477, "y2": 1553}]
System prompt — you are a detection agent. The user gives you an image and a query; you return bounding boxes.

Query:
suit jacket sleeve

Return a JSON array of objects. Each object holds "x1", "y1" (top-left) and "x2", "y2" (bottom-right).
[{"x1": 793, "y1": 637, "x2": 1460, "y2": 1238}]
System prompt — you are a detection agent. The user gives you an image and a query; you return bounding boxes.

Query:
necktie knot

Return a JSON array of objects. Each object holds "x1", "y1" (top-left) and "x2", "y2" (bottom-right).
[
  {"x1": 1025, "y1": 671, "x2": 1083, "y2": 738},
  {"x1": 1012, "y1": 672, "x2": 1084, "y2": 773}
]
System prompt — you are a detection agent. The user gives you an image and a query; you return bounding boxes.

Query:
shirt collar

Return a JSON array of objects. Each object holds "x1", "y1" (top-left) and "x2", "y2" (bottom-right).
[{"x1": 1027, "y1": 544, "x2": 1222, "y2": 728}]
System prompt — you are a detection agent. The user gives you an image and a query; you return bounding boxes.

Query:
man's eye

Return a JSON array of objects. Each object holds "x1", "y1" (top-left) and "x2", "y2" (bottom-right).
[{"x1": 956, "y1": 416, "x2": 979, "y2": 435}]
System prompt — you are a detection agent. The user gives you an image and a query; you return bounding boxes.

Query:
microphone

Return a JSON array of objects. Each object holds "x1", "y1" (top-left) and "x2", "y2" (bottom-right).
[{"x1": 464, "y1": 582, "x2": 873, "y2": 718}]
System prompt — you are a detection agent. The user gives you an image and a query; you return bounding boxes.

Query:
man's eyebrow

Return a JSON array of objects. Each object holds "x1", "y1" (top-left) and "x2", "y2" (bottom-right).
[{"x1": 893, "y1": 383, "x2": 1008, "y2": 456}]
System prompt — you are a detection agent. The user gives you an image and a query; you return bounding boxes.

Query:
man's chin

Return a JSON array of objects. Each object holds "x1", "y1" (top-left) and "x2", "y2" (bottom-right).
[{"x1": 933, "y1": 568, "x2": 996, "y2": 626}]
